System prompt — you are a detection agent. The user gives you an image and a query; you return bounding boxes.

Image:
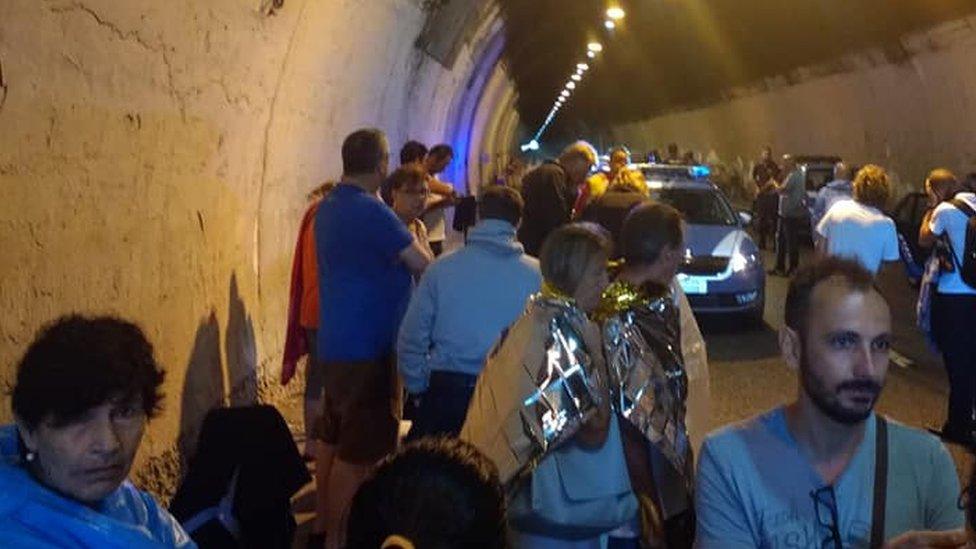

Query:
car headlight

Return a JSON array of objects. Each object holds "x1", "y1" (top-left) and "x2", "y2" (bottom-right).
[{"x1": 730, "y1": 251, "x2": 759, "y2": 273}]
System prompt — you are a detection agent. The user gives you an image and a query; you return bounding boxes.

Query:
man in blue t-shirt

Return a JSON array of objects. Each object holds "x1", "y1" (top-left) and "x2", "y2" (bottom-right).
[
  {"x1": 696, "y1": 257, "x2": 965, "y2": 548},
  {"x1": 310, "y1": 128, "x2": 433, "y2": 549}
]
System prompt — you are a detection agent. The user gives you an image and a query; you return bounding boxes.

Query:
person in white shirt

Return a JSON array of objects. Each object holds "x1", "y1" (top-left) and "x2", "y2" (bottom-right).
[
  {"x1": 815, "y1": 164, "x2": 899, "y2": 275},
  {"x1": 919, "y1": 168, "x2": 976, "y2": 445}
]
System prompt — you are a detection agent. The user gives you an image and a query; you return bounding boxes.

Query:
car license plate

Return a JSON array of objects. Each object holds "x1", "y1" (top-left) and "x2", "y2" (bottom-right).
[{"x1": 679, "y1": 277, "x2": 708, "y2": 295}]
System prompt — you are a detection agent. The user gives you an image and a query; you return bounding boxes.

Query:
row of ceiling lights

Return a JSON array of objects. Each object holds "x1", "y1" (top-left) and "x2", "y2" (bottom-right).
[{"x1": 522, "y1": 5, "x2": 626, "y2": 152}]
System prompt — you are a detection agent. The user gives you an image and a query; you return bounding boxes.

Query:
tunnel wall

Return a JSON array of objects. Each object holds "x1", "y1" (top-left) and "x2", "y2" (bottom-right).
[
  {"x1": 604, "y1": 14, "x2": 976, "y2": 195},
  {"x1": 0, "y1": 0, "x2": 505, "y2": 495}
]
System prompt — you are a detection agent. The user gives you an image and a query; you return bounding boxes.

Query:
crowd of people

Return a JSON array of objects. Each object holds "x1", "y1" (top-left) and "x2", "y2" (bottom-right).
[
  {"x1": 749, "y1": 145, "x2": 976, "y2": 451},
  {"x1": 1, "y1": 128, "x2": 974, "y2": 549}
]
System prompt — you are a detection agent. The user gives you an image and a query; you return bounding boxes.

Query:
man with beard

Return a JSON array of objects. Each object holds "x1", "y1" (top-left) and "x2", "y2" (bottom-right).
[{"x1": 695, "y1": 257, "x2": 964, "y2": 548}]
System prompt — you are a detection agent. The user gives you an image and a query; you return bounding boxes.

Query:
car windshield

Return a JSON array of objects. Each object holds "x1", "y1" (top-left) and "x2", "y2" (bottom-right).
[{"x1": 648, "y1": 187, "x2": 738, "y2": 226}]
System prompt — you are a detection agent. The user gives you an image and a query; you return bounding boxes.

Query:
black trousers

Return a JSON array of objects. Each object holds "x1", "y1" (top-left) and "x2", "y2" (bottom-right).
[
  {"x1": 406, "y1": 371, "x2": 477, "y2": 441},
  {"x1": 932, "y1": 293, "x2": 976, "y2": 433},
  {"x1": 775, "y1": 215, "x2": 803, "y2": 272}
]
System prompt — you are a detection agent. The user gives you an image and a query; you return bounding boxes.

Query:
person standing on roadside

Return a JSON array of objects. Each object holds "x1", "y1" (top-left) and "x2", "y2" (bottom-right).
[
  {"x1": 518, "y1": 141, "x2": 597, "y2": 257},
  {"x1": 310, "y1": 128, "x2": 433, "y2": 549},
  {"x1": 768, "y1": 154, "x2": 805, "y2": 276},
  {"x1": 752, "y1": 146, "x2": 781, "y2": 251},
  {"x1": 919, "y1": 168, "x2": 976, "y2": 446},
  {"x1": 815, "y1": 165, "x2": 898, "y2": 275},
  {"x1": 422, "y1": 144, "x2": 457, "y2": 257},
  {"x1": 398, "y1": 186, "x2": 541, "y2": 440},
  {"x1": 811, "y1": 162, "x2": 853, "y2": 230}
]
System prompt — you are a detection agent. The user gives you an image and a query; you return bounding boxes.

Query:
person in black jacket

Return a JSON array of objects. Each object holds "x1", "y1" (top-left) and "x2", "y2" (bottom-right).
[
  {"x1": 517, "y1": 142, "x2": 597, "y2": 257},
  {"x1": 579, "y1": 180, "x2": 650, "y2": 259}
]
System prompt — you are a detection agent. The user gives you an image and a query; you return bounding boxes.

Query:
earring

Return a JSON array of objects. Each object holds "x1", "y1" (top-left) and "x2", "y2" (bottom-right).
[{"x1": 25, "y1": 451, "x2": 36, "y2": 463}]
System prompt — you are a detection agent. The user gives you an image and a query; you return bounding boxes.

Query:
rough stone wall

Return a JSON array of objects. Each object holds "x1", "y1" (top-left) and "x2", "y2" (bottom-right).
[
  {"x1": 605, "y1": 15, "x2": 976, "y2": 196},
  {"x1": 0, "y1": 0, "x2": 495, "y2": 497}
]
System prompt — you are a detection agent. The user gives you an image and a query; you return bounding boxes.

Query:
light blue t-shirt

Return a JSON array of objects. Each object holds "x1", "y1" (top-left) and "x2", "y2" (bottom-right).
[{"x1": 696, "y1": 409, "x2": 962, "y2": 548}]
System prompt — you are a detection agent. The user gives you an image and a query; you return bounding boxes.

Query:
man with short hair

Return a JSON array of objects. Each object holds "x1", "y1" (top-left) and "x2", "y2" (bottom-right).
[
  {"x1": 518, "y1": 140, "x2": 597, "y2": 256},
  {"x1": 398, "y1": 185, "x2": 541, "y2": 439},
  {"x1": 696, "y1": 257, "x2": 964, "y2": 548},
  {"x1": 422, "y1": 144, "x2": 457, "y2": 257},
  {"x1": 381, "y1": 140, "x2": 429, "y2": 205},
  {"x1": 769, "y1": 154, "x2": 806, "y2": 276},
  {"x1": 919, "y1": 169, "x2": 976, "y2": 445},
  {"x1": 752, "y1": 146, "x2": 781, "y2": 250},
  {"x1": 816, "y1": 164, "x2": 898, "y2": 275},
  {"x1": 312, "y1": 128, "x2": 432, "y2": 549},
  {"x1": 811, "y1": 162, "x2": 853, "y2": 229},
  {"x1": 573, "y1": 146, "x2": 637, "y2": 215},
  {"x1": 579, "y1": 180, "x2": 649, "y2": 258}
]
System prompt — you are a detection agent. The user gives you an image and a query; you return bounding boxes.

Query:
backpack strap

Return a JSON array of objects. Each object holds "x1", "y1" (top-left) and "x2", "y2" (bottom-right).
[
  {"x1": 870, "y1": 416, "x2": 889, "y2": 548},
  {"x1": 950, "y1": 197, "x2": 976, "y2": 219}
]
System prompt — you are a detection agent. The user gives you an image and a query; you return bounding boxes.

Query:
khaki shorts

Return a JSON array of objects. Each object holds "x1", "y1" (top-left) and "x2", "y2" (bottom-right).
[{"x1": 316, "y1": 356, "x2": 401, "y2": 464}]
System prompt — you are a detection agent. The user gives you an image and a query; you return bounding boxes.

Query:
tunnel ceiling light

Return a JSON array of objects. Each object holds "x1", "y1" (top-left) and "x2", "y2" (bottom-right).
[
  {"x1": 577, "y1": 63, "x2": 589, "y2": 71},
  {"x1": 571, "y1": 74, "x2": 582, "y2": 82},
  {"x1": 607, "y1": 7, "x2": 626, "y2": 20},
  {"x1": 566, "y1": 81, "x2": 576, "y2": 90},
  {"x1": 587, "y1": 51, "x2": 596, "y2": 59},
  {"x1": 587, "y1": 42, "x2": 603, "y2": 52},
  {"x1": 560, "y1": 90, "x2": 570, "y2": 98},
  {"x1": 604, "y1": 20, "x2": 616, "y2": 30}
]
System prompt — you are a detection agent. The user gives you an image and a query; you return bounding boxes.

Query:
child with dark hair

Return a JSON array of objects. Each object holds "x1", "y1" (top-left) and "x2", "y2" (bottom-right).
[
  {"x1": 345, "y1": 437, "x2": 507, "y2": 549},
  {"x1": 1, "y1": 315, "x2": 192, "y2": 547}
]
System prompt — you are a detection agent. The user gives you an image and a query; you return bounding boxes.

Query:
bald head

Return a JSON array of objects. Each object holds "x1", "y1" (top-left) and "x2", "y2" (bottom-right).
[{"x1": 834, "y1": 162, "x2": 851, "y2": 181}]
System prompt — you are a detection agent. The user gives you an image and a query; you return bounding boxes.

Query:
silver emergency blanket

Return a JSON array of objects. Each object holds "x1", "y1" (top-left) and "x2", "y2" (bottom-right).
[
  {"x1": 599, "y1": 281, "x2": 690, "y2": 477},
  {"x1": 460, "y1": 294, "x2": 602, "y2": 485}
]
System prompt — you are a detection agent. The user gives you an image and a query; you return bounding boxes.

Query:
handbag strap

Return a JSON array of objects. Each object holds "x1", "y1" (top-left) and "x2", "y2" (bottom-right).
[{"x1": 870, "y1": 416, "x2": 889, "y2": 548}]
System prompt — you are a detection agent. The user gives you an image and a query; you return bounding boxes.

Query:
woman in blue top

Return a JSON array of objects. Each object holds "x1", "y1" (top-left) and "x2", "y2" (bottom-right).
[{"x1": 0, "y1": 315, "x2": 195, "y2": 548}]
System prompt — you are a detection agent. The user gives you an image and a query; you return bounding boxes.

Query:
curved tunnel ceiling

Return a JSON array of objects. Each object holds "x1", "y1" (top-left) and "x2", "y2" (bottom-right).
[{"x1": 499, "y1": 0, "x2": 976, "y2": 142}]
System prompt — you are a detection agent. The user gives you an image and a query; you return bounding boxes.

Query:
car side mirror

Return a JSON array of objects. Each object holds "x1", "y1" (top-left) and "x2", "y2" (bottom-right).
[{"x1": 737, "y1": 210, "x2": 753, "y2": 226}]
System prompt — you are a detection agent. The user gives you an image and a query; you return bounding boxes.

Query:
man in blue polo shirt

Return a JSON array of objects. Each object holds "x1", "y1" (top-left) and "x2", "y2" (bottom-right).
[
  {"x1": 696, "y1": 258, "x2": 965, "y2": 548},
  {"x1": 310, "y1": 128, "x2": 432, "y2": 549}
]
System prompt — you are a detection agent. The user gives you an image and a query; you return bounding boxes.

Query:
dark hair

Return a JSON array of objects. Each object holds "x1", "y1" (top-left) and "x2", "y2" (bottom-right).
[
  {"x1": 620, "y1": 202, "x2": 684, "y2": 266},
  {"x1": 964, "y1": 172, "x2": 976, "y2": 193},
  {"x1": 342, "y1": 128, "x2": 388, "y2": 176},
  {"x1": 428, "y1": 144, "x2": 454, "y2": 160},
  {"x1": 346, "y1": 437, "x2": 507, "y2": 549},
  {"x1": 400, "y1": 140, "x2": 428, "y2": 166},
  {"x1": 478, "y1": 185, "x2": 524, "y2": 226},
  {"x1": 784, "y1": 257, "x2": 877, "y2": 336},
  {"x1": 12, "y1": 315, "x2": 165, "y2": 430},
  {"x1": 539, "y1": 223, "x2": 611, "y2": 296},
  {"x1": 387, "y1": 166, "x2": 428, "y2": 193}
]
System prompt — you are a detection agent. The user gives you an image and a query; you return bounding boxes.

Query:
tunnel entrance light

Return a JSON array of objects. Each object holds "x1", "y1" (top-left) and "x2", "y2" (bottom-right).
[{"x1": 607, "y1": 7, "x2": 626, "y2": 20}]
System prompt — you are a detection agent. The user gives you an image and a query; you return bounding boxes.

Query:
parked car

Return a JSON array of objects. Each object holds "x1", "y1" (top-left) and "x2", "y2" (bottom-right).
[{"x1": 635, "y1": 163, "x2": 766, "y2": 323}]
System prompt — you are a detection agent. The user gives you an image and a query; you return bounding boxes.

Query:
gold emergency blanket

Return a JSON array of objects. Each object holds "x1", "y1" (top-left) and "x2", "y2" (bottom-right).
[
  {"x1": 460, "y1": 294, "x2": 603, "y2": 485},
  {"x1": 597, "y1": 281, "x2": 691, "y2": 477}
]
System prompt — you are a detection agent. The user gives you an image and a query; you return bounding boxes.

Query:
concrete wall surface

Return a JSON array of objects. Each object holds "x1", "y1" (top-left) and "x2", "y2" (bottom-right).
[
  {"x1": 0, "y1": 0, "x2": 506, "y2": 496},
  {"x1": 605, "y1": 15, "x2": 976, "y2": 196}
]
